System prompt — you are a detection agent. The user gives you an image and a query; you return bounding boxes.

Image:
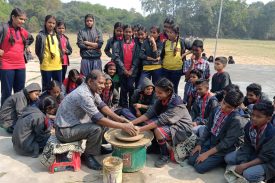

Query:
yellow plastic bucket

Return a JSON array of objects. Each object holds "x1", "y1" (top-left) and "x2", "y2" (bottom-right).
[{"x1": 103, "y1": 156, "x2": 123, "y2": 183}]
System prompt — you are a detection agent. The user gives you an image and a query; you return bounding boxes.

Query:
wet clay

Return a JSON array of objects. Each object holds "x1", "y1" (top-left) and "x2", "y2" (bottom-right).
[
  {"x1": 104, "y1": 129, "x2": 154, "y2": 148},
  {"x1": 115, "y1": 129, "x2": 145, "y2": 142}
]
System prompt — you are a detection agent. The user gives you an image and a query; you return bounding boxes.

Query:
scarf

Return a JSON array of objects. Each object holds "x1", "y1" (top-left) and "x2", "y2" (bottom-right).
[
  {"x1": 211, "y1": 107, "x2": 233, "y2": 136},
  {"x1": 249, "y1": 124, "x2": 267, "y2": 150}
]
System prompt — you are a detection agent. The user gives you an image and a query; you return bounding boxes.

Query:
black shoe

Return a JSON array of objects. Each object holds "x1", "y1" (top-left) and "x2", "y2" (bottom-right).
[
  {"x1": 154, "y1": 155, "x2": 169, "y2": 168},
  {"x1": 101, "y1": 146, "x2": 113, "y2": 155},
  {"x1": 83, "y1": 154, "x2": 102, "y2": 170}
]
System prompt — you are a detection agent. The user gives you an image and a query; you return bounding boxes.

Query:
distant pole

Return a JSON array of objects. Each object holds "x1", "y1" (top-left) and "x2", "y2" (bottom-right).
[{"x1": 214, "y1": 0, "x2": 223, "y2": 59}]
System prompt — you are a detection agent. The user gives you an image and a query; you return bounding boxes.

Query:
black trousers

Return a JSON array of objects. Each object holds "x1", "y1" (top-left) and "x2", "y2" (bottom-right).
[{"x1": 56, "y1": 123, "x2": 104, "y2": 155}]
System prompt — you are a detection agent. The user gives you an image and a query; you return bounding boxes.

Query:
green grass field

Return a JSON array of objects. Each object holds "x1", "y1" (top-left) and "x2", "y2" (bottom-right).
[{"x1": 29, "y1": 34, "x2": 275, "y2": 65}]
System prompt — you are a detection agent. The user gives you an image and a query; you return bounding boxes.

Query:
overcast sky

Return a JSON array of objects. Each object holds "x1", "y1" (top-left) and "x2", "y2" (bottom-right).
[{"x1": 61, "y1": 0, "x2": 272, "y2": 15}]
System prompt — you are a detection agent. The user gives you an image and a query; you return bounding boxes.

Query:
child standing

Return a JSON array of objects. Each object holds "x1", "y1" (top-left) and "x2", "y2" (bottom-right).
[
  {"x1": 188, "y1": 90, "x2": 244, "y2": 173},
  {"x1": 12, "y1": 96, "x2": 58, "y2": 158},
  {"x1": 186, "y1": 69, "x2": 203, "y2": 110},
  {"x1": 35, "y1": 15, "x2": 63, "y2": 91},
  {"x1": 77, "y1": 14, "x2": 103, "y2": 76},
  {"x1": 62, "y1": 69, "x2": 81, "y2": 95},
  {"x1": 211, "y1": 57, "x2": 231, "y2": 93},
  {"x1": 0, "y1": 8, "x2": 34, "y2": 105},
  {"x1": 104, "y1": 61, "x2": 120, "y2": 91},
  {"x1": 104, "y1": 22, "x2": 123, "y2": 60},
  {"x1": 135, "y1": 26, "x2": 147, "y2": 88},
  {"x1": 113, "y1": 24, "x2": 140, "y2": 108},
  {"x1": 161, "y1": 25, "x2": 185, "y2": 94},
  {"x1": 139, "y1": 26, "x2": 163, "y2": 86},
  {"x1": 191, "y1": 79, "x2": 219, "y2": 136},
  {"x1": 225, "y1": 101, "x2": 275, "y2": 182},
  {"x1": 56, "y1": 20, "x2": 72, "y2": 82},
  {"x1": 131, "y1": 78, "x2": 193, "y2": 168},
  {"x1": 159, "y1": 17, "x2": 174, "y2": 42},
  {"x1": 0, "y1": 83, "x2": 41, "y2": 133},
  {"x1": 183, "y1": 40, "x2": 210, "y2": 103}
]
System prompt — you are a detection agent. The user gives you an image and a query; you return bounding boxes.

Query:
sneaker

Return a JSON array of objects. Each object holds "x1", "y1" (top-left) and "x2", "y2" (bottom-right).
[{"x1": 154, "y1": 155, "x2": 169, "y2": 168}]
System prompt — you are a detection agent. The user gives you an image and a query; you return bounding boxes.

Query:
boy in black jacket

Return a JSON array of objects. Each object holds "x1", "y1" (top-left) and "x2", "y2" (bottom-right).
[
  {"x1": 191, "y1": 79, "x2": 219, "y2": 137},
  {"x1": 188, "y1": 90, "x2": 244, "y2": 173},
  {"x1": 225, "y1": 101, "x2": 275, "y2": 182},
  {"x1": 211, "y1": 57, "x2": 231, "y2": 93}
]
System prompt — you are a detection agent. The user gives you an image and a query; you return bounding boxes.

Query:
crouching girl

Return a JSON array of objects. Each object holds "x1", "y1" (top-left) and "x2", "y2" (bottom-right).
[
  {"x1": 131, "y1": 78, "x2": 193, "y2": 168},
  {"x1": 12, "y1": 96, "x2": 58, "y2": 158}
]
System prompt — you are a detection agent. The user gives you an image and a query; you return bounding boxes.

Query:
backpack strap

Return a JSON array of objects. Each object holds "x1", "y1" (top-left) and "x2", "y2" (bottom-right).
[{"x1": 0, "y1": 23, "x2": 8, "y2": 45}]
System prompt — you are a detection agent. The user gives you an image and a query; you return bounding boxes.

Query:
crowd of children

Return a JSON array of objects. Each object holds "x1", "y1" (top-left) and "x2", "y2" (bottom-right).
[{"x1": 1, "y1": 8, "x2": 275, "y2": 183}]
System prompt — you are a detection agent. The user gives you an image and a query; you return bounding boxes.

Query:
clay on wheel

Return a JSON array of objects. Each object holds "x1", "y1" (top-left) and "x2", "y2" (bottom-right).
[{"x1": 114, "y1": 129, "x2": 144, "y2": 142}]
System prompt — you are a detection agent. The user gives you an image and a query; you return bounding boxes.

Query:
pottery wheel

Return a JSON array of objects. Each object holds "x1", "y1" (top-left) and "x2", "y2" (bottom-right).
[
  {"x1": 104, "y1": 129, "x2": 154, "y2": 148},
  {"x1": 114, "y1": 129, "x2": 144, "y2": 142}
]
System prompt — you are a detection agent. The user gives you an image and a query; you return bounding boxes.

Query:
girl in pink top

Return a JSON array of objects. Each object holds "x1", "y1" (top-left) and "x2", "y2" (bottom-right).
[{"x1": 0, "y1": 8, "x2": 34, "y2": 105}]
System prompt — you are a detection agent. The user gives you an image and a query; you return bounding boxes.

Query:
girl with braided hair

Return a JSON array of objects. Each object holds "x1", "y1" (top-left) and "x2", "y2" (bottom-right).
[
  {"x1": 0, "y1": 8, "x2": 34, "y2": 105},
  {"x1": 35, "y1": 15, "x2": 63, "y2": 91},
  {"x1": 160, "y1": 24, "x2": 186, "y2": 94}
]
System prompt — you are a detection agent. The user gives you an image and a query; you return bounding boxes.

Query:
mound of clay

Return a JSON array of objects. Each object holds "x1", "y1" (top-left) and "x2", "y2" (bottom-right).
[{"x1": 114, "y1": 129, "x2": 144, "y2": 142}]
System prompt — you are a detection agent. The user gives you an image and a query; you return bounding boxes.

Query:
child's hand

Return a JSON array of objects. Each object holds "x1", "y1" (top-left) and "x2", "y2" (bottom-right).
[
  {"x1": 124, "y1": 70, "x2": 130, "y2": 76},
  {"x1": 192, "y1": 122, "x2": 198, "y2": 127},
  {"x1": 134, "y1": 103, "x2": 142, "y2": 109},
  {"x1": 83, "y1": 41, "x2": 89, "y2": 45},
  {"x1": 191, "y1": 145, "x2": 201, "y2": 155},
  {"x1": 128, "y1": 70, "x2": 133, "y2": 76},
  {"x1": 235, "y1": 164, "x2": 248, "y2": 175},
  {"x1": 149, "y1": 36, "x2": 156, "y2": 44},
  {"x1": 0, "y1": 49, "x2": 4, "y2": 57},
  {"x1": 196, "y1": 152, "x2": 209, "y2": 163}
]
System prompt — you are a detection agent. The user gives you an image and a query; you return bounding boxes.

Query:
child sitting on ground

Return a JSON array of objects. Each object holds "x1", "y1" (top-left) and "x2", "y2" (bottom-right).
[
  {"x1": 243, "y1": 83, "x2": 270, "y2": 107},
  {"x1": 188, "y1": 90, "x2": 244, "y2": 174},
  {"x1": 0, "y1": 83, "x2": 41, "y2": 133},
  {"x1": 120, "y1": 77, "x2": 156, "y2": 120},
  {"x1": 211, "y1": 57, "x2": 232, "y2": 94},
  {"x1": 186, "y1": 69, "x2": 203, "y2": 110},
  {"x1": 191, "y1": 79, "x2": 219, "y2": 137},
  {"x1": 39, "y1": 80, "x2": 64, "y2": 105},
  {"x1": 62, "y1": 69, "x2": 81, "y2": 95},
  {"x1": 100, "y1": 74, "x2": 119, "y2": 111},
  {"x1": 12, "y1": 96, "x2": 58, "y2": 158},
  {"x1": 104, "y1": 61, "x2": 120, "y2": 92},
  {"x1": 131, "y1": 78, "x2": 194, "y2": 168},
  {"x1": 224, "y1": 100, "x2": 275, "y2": 182}
]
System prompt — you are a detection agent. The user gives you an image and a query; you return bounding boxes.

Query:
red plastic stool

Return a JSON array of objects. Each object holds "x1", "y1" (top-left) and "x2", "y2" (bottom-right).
[{"x1": 49, "y1": 152, "x2": 81, "y2": 173}]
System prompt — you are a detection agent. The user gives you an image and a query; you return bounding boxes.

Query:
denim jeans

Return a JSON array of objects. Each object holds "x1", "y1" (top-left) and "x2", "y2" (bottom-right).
[
  {"x1": 188, "y1": 140, "x2": 225, "y2": 174},
  {"x1": 162, "y1": 69, "x2": 183, "y2": 94},
  {"x1": 1, "y1": 69, "x2": 26, "y2": 105},
  {"x1": 225, "y1": 151, "x2": 266, "y2": 182},
  {"x1": 138, "y1": 68, "x2": 162, "y2": 87},
  {"x1": 41, "y1": 70, "x2": 62, "y2": 91},
  {"x1": 120, "y1": 108, "x2": 137, "y2": 121}
]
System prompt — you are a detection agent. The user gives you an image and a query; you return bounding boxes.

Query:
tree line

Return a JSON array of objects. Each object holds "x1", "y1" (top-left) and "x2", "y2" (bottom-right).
[{"x1": 0, "y1": 0, "x2": 275, "y2": 40}]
